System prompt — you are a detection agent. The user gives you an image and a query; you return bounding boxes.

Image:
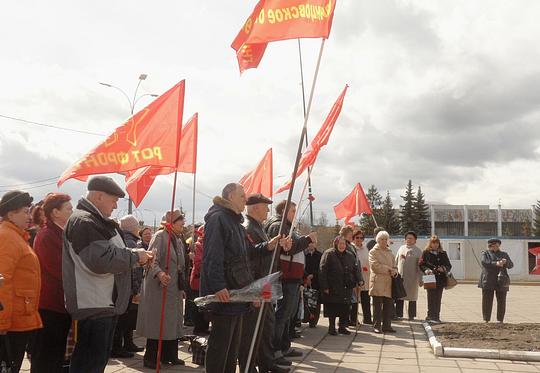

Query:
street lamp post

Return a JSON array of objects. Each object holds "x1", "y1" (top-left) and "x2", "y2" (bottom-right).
[{"x1": 99, "y1": 74, "x2": 158, "y2": 214}]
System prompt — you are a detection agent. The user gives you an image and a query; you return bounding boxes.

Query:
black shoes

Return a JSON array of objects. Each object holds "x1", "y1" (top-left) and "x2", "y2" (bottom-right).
[
  {"x1": 270, "y1": 365, "x2": 291, "y2": 373},
  {"x1": 110, "y1": 348, "x2": 134, "y2": 358},
  {"x1": 124, "y1": 342, "x2": 144, "y2": 353},
  {"x1": 283, "y1": 348, "x2": 302, "y2": 358},
  {"x1": 382, "y1": 328, "x2": 396, "y2": 333},
  {"x1": 328, "y1": 327, "x2": 337, "y2": 336},
  {"x1": 166, "y1": 358, "x2": 185, "y2": 365},
  {"x1": 338, "y1": 327, "x2": 351, "y2": 335},
  {"x1": 143, "y1": 360, "x2": 157, "y2": 369},
  {"x1": 275, "y1": 357, "x2": 292, "y2": 366},
  {"x1": 363, "y1": 320, "x2": 373, "y2": 325}
]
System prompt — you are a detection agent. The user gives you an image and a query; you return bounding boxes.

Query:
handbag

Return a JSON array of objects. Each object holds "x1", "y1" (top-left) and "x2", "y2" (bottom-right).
[
  {"x1": 391, "y1": 274, "x2": 407, "y2": 299},
  {"x1": 445, "y1": 272, "x2": 458, "y2": 290},
  {"x1": 497, "y1": 269, "x2": 510, "y2": 289},
  {"x1": 0, "y1": 335, "x2": 14, "y2": 373},
  {"x1": 423, "y1": 274, "x2": 437, "y2": 289}
]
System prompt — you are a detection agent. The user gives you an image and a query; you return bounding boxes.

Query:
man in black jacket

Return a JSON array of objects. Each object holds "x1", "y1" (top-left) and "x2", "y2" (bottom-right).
[
  {"x1": 241, "y1": 194, "x2": 290, "y2": 373},
  {"x1": 200, "y1": 183, "x2": 253, "y2": 373}
]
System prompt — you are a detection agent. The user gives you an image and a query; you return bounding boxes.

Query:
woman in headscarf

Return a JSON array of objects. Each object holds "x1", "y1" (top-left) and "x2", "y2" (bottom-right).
[
  {"x1": 137, "y1": 210, "x2": 186, "y2": 368},
  {"x1": 0, "y1": 191, "x2": 42, "y2": 372},
  {"x1": 319, "y1": 236, "x2": 362, "y2": 336}
]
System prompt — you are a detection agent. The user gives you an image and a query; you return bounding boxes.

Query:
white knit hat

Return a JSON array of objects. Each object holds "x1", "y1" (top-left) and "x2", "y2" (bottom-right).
[{"x1": 120, "y1": 214, "x2": 139, "y2": 232}]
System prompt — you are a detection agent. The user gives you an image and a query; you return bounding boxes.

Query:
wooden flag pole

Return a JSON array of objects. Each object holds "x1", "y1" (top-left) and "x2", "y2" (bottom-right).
[
  {"x1": 244, "y1": 38, "x2": 326, "y2": 373},
  {"x1": 155, "y1": 89, "x2": 185, "y2": 373}
]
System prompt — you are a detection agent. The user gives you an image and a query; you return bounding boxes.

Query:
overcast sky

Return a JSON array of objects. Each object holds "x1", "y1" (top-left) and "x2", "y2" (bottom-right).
[{"x1": 1, "y1": 0, "x2": 540, "y2": 226}]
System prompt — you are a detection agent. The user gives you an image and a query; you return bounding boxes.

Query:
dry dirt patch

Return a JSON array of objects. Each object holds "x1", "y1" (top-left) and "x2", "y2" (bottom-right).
[{"x1": 431, "y1": 322, "x2": 540, "y2": 352}]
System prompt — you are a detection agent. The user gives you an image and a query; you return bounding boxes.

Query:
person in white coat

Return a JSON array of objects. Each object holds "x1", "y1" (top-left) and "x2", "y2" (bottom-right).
[
  {"x1": 394, "y1": 231, "x2": 423, "y2": 320},
  {"x1": 352, "y1": 230, "x2": 372, "y2": 325}
]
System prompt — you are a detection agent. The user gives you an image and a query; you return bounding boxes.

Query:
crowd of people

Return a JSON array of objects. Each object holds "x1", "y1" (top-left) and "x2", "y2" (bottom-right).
[{"x1": 0, "y1": 177, "x2": 516, "y2": 373}]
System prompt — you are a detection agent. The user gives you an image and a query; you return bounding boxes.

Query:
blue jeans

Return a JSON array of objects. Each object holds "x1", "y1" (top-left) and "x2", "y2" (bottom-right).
[
  {"x1": 273, "y1": 282, "x2": 300, "y2": 354},
  {"x1": 70, "y1": 316, "x2": 117, "y2": 373}
]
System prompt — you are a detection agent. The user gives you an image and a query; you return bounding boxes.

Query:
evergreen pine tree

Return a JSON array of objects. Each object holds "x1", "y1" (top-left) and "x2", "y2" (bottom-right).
[
  {"x1": 399, "y1": 180, "x2": 417, "y2": 234},
  {"x1": 414, "y1": 186, "x2": 431, "y2": 236},
  {"x1": 359, "y1": 185, "x2": 383, "y2": 234},
  {"x1": 381, "y1": 191, "x2": 400, "y2": 235},
  {"x1": 533, "y1": 200, "x2": 540, "y2": 236}
]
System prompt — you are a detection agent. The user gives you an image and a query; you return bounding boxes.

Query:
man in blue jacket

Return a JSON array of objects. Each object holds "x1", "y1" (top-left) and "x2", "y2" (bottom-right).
[{"x1": 200, "y1": 183, "x2": 253, "y2": 373}]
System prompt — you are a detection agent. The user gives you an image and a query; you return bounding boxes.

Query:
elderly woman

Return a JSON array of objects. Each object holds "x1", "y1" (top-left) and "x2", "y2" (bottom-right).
[
  {"x1": 31, "y1": 193, "x2": 73, "y2": 373},
  {"x1": 394, "y1": 231, "x2": 423, "y2": 321},
  {"x1": 319, "y1": 236, "x2": 362, "y2": 336},
  {"x1": 0, "y1": 191, "x2": 42, "y2": 372},
  {"x1": 419, "y1": 235, "x2": 451, "y2": 323},
  {"x1": 369, "y1": 230, "x2": 397, "y2": 334},
  {"x1": 137, "y1": 210, "x2": 186, "y2": 369},
  {"x1": 479, "y1": 238, "x2": 514, "y2": 323}
]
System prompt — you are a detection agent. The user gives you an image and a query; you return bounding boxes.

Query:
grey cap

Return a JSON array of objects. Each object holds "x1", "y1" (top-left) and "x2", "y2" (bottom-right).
[
  {"x1": 488, "y1": 238, "x2": 502, "y2": 245},
  {"x1": 246, "y1": 193, "x2": 273, "y2": 206},
  {"x1": 88, "y1": 176, "x2": 125, "y2": 198}
]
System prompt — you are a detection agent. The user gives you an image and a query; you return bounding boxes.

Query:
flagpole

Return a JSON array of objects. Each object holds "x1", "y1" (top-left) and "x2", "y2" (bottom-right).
[
  {"x1": 156, "y1": 85, "x2": 185, "y2": 373},
  {"x1": 298, "y1": 39, "x2": 315, "y2": 227},
  {"x1": 244, "y1": 38, "x2": 326, "y2": 373}
]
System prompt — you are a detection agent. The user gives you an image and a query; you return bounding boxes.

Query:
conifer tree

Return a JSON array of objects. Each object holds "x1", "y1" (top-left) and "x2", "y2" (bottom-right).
[
  {"x1": 359, "y1": 185, "x2": 383, "y2": 235},
  {"x1": 381, "y1": 191, "x2": 400, "y2": 235},
  {"x1": 399, "y1": 180, "x2": 417, "y2": 234},
  {"x1": 533, "y1": 200, "x2": 540, "y2": 236},
  {"x1": 414, "y1": 186, "x2": 431, "y2": 236}
]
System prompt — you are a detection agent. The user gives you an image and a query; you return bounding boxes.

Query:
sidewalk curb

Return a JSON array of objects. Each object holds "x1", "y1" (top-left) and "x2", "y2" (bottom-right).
[{"x1": 421, "y1": 322, "x2": 540, "y2": 361}]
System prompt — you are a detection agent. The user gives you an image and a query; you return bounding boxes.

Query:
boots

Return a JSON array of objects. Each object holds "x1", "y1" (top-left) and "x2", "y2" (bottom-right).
[
  {"x1": 328, "y1": 317, "x2": 337, "y2": 335},
  {"x1": 124, "y1": 330, "x2": 144, "y2": 352}
]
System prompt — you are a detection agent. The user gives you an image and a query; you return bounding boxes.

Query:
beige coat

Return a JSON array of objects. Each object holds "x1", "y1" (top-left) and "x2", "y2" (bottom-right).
[
  {"x1": 369, "y1": 244, "x2": 395, "y2": 298},
  {"x1": 395, "y1": 245, "x2": 423, "y2": 301}
]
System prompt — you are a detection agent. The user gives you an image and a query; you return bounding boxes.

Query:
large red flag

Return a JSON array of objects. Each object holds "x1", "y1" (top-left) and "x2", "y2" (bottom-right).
[
  {"x1": 275, "y1": 84, "x2": 348, "y2": 194},
  {"x1": 334, "y1": 183, "x2": 372, "y2": 224},
  {"x1": 58, "y1": 80, "x2": 185, "y2": 186},
  {"x1": 125, "y1": 113, "x2": 198, "y2": 207},
  {"x1": 231, "y1": 0, "x2": 336, "y2": 73},
  {"x1": 239, "y1": 148, "x2": 273, "y2": 197}
]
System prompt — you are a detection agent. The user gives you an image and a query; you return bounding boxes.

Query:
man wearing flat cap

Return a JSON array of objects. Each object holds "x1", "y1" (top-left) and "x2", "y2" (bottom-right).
[
  {"x1": 62, "y1": 175, "x2": 154, "y2": 373},
  {"x1": 479, "y1": 238, "x2": 514, "y2": 323},
  {"x1": 240, "y1": 193, "x2": 291, "y2": 373}
]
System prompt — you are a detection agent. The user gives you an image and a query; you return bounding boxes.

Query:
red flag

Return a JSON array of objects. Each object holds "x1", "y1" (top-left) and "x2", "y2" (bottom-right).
[
  {"x1": 275, "y1": 84, "x2": 348, "y2": 194},
  {"x1": 231, "y1": 0, "x2": 336, "y2": 73},
  {"x1": 334, "y1": 183, "x2": 372, "y2": 224},
  {"x1": 125, "y1": 113, "x2": 198, "y2": 207},
  {"x1": 58, "y1": 80, "x2": 185, "y2": 186},
  {"x1": 239, "y1": 148, "x2": 273, "y2": 197}
]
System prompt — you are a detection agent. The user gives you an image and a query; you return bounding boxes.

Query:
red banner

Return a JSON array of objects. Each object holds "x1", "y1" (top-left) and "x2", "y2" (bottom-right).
[
  {"x1": 125, "y1": 113, "x2": 198, "y2": 207},
  {"x1": 239, "y1": 148, "x2": 273, "y2": 197},
  {"x1": 58, "y1": 80, "x2": 185, "y2": 186},
  {"x1": 334, "y1": 183, "x2": 372, "y2": 224},
  {"x1": 275, "y1": 84, "x2": 348, "y2": 194},
  {"x1": 231, "y1": 0, "x2": 336, "y2": 73}
]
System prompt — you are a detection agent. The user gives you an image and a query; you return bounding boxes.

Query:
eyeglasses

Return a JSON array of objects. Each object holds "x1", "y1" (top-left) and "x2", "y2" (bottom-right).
[{"x1": 354, "y1": 237, "x2": 365, "y2": 240}]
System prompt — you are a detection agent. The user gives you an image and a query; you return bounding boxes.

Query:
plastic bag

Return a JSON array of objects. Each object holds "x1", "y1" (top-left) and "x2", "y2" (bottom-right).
[{"x1": 194, "y1": 272, "x2": 283, "y2": 306}]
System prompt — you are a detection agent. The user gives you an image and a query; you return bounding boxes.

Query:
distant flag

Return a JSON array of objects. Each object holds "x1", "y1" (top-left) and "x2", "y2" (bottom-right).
[
  {"x1": 334, "y1": 183, "x2": 372, "y2": 225},
  {"x1": 231, "y1": 0, "x2": 337, "y2": 73},
  {"x1": 275, "y1": 84, "x2": 348, "y2": 194},
  {"x1": 58, "y1": 81, "x2": 185, "y2": 186},
  {"x1": 239, "y1": 148, "x2": 273, "y2": 198},
  {"x1": 125, "y1": 113, "x2": 198, "y2": 207}
]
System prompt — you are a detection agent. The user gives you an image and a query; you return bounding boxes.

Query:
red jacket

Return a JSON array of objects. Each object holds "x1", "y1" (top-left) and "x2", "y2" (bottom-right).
[
  {"x1": 189, "y1": 239, "x2": 203, "y2": 291},
  {"x1": 0, "y1": 221, "x2": 43, "y2": 332},
  {"x1": 34, "y1": 222, "x2": 67, "y2": 314}
]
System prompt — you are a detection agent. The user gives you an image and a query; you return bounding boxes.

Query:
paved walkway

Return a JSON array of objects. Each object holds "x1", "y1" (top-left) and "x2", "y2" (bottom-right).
[{"x1": 19, "y1": 284, "x2": 540, "y2": 372}]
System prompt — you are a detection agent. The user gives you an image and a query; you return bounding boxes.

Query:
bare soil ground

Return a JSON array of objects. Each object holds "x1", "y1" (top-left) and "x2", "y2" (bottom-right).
[{"x1": 431, "y1": 322, "x2": 540, "y2": 351}]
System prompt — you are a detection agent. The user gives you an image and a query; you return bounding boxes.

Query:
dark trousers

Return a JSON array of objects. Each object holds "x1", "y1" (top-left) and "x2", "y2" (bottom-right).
[
  {"x1": 360, "y1": 291, "x2": 372, "y2": 323},
  {"x1": 112, "y1": 310, "x2": 130, "y2": 352},
  {"x1": 30, "y1": 309, "x2": 71, "y2": 373},
  {"x1": 426, "y1": 286, "x2": 444, "y2": 321},
  {"x1": 239, "y1": 305, "x2": 275, "y2": 373},
  {"x1": 273, "y1": 282, "x2": 299, "y2": 354},
  {"x1": 395, "y1": 300, "x2": 417, "y2": 319},
  {"x1": 69, "y1": 316, "x2": 117, "y2": 373},
  {"x1": 328, "y1": 316, "x2": 348, "y2": 330},
  {"x1": 144, "y1": 339, "x2": 178, "y2": 364},
  {"x1": 0, "y1": 331, "x2": 32, "y2": 373},
  {"x1": 184, "y1": 286, "x2": 197, "y2": 324},
  {"x1": 349, "y1": 302, "x2": 358, "y2": 324},
  {"x1": 482, "y1": 289, "x2": 507, "y2": 322},
  {"x1": 372, "y1": 296, "x2": 393, "y2": 330},
  {"x1": 206, "y1": 313, "x2": 244, "y2": 373}
]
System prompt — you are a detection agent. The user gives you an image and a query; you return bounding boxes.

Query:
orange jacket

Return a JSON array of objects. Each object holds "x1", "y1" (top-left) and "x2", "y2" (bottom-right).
[{"x1": 0, "y1": 221, "x2": 42, "y2": 332}]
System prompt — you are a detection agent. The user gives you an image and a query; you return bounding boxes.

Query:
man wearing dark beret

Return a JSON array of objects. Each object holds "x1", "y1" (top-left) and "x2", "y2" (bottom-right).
[{"x1": 62, "y1": 175, "x2": 154, "y2": 373}]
